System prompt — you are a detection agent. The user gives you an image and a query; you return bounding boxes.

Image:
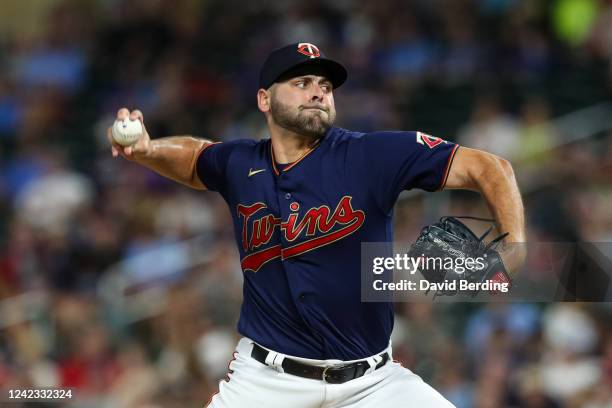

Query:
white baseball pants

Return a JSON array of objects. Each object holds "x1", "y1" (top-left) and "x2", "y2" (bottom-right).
[{"x1": 205, "y1": 338, "x2": 455, "y2": 408}]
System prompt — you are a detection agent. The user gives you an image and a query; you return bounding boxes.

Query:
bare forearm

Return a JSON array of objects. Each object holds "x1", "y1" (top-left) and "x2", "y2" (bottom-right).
[
  {"x1": 474, "y1": 156, "x2": 525, "y2": 242},
  {"x1": 133, "y1": 136, "x2": 211, "y2": 189}
]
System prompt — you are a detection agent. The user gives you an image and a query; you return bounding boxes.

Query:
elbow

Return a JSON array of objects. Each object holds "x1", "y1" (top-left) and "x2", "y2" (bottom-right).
[
  {"x1": 496, "y1": 156, "x2": 516, "y2": 184},
  {"x1": 481, "y1": 153, "x2": 515, "y2": 177},
  {"x1": 470, "y1": 152, "x2": 515, "y2": 186},
  {"x1": 496, "y1": 156, "x2": 516, "y2": 179}
]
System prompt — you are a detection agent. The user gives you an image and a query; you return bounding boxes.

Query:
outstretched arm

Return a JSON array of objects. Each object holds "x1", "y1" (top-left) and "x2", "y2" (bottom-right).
[
  {"x1": 444, "y1": 146, "x2": 526, "y2": 273},
  {"x1": 107, "y1": 108, "x2": 211, "y2": 190}
]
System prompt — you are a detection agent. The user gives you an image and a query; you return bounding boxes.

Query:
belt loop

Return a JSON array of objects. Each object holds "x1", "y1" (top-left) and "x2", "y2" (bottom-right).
[
  {"x1": 264, "y1": 350, "x2": 285, "y2": 373},
  {"x1": 364, "y1": 355, "x2": 380, "y2": 374}
]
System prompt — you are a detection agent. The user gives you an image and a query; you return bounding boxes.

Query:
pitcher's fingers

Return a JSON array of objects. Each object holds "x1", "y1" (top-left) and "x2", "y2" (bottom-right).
[
  {"x1": 124, "y1": 145, "x2": 133, "y2": 156},
  {"x1": 107, "y1": 127, "x2": 128, "y2": 157},
  {"x1": 130, "y1": 109, "x2": 143, "y2": 122},
  {"x1": 107, "y1": 128, "x2": 119, "y2": 157},
  {"x1": 117, "y1": 108, "x2": 130, "y2": 120},
  {"x1": 140, "y1": 120, "x2": 149, "y2": 136}
]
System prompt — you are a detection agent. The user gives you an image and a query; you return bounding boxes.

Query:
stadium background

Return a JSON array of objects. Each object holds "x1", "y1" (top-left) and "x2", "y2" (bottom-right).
[{"x1": 0, "y1": 0, "x2": 611, "y2": 406}]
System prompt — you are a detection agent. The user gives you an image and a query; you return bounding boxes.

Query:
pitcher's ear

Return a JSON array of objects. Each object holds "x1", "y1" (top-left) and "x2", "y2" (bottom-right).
[{"x1": 257, "y1": 88, "x2": 272, "y2": 112}]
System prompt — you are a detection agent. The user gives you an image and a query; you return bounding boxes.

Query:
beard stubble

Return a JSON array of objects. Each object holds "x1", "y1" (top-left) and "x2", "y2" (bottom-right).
[{"x1": 269, "y1": 95, "x2": 335, "y2": 139}]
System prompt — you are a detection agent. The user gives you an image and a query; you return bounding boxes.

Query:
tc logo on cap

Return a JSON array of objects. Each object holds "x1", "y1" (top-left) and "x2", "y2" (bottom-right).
[{"x1": 297, "y1": 43, "x2": 320, "y2": 58}]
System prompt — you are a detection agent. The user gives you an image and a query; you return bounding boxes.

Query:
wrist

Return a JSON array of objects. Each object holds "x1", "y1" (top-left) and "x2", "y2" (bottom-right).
[
  {"x1": 501, "y1": 231, "x2": 525, "y2": 243},
  {"x1": 133, "y1": 140, "x2": 155, "y2": 161},
  {"x1": 499, "y1": 243, "x2": 527, "y2": 276}
]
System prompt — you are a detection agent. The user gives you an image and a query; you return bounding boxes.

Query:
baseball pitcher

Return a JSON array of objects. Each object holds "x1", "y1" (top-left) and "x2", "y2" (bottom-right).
[{"x1": 108, "y1": 43, "x2": 526, "y2": 407}]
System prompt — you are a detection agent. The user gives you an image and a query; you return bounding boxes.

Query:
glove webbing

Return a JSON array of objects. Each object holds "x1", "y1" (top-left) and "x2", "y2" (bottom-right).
[{"x1": 440, "y1": 216, "x2": 509, "y2": 251}]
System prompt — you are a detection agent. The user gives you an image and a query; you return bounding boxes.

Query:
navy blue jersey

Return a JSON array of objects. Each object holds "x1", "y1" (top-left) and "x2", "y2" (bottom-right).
[{"x1": 196, "y1": 127, "x2": 458, "y2": 360}]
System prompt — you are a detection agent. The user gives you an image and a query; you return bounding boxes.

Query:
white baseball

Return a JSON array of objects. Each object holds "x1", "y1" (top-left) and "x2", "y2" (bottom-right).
[{"x1": 112, "y1": 118, "x2": 143, "y2": 147}]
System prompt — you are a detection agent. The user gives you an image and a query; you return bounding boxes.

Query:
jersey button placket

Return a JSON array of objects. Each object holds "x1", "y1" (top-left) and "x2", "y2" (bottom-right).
[{"x1": 277, "y1": 170, "x2": 300, "y2": 266}]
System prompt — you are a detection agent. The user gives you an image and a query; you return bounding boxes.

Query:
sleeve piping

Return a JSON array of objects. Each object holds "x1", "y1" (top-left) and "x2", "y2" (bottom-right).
[{"x1": 436, "y1": 144, "x2": 459, "y2": 191}]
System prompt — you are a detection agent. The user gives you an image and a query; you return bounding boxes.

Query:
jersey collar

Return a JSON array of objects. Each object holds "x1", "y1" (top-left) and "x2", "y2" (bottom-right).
[{"x1": 270, "y1": 137, "x2": 323, "y2": 176}]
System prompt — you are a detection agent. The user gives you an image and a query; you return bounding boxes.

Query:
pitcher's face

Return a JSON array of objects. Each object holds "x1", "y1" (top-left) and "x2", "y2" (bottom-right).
[{"x1": 269, "y1": 75, "x2": 336, "y2": 139}]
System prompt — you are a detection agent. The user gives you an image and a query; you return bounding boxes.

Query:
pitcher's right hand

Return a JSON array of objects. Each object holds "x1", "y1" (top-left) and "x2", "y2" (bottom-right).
[{"x1": 107, "y1": 108, "x2": 152, "y2": 159}]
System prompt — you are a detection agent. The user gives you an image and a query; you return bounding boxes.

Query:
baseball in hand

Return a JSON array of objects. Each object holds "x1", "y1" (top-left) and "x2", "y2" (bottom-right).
[{"x1": 112, "y1": 118, "x2": 143, "y2": 146}]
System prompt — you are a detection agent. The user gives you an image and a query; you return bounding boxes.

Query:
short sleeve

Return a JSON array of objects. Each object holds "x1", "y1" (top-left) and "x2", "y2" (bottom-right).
[
  {"x1": 196, "y1": 142, "x2": 234, "y2": 193},
  {"x1": 363, "y1": 131, "x2": 459, "y2": 213}
]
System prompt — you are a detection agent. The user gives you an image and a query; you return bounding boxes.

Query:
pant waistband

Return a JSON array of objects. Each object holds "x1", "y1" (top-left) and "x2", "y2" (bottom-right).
[{"x1": 237, "y1": 338, "x2": 392, "y2": 384}]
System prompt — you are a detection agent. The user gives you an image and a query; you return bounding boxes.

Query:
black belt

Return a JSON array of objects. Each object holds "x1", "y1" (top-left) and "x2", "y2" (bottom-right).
[{"x1": 251, "y1": 343, "x2": 390, "y2": 384}]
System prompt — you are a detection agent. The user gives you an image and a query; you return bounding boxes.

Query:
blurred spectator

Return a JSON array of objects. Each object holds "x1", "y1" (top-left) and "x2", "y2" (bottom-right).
[
  {"x1": 15, "y1": 153, "x2": 93, "y2": 235},
  {"x1": 517, "y1": 97, "x2": 556, "y2": 164},
  {"x1": 540, "y1": 305, "x2": 601, "y2": 401},
  {"x1": 458, "y1": 95, "x2": 521, "y2": 159}
]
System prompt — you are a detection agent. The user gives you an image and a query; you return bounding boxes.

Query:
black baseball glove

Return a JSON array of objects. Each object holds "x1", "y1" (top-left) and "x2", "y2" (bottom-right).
[{"x1": 407, "y1": 216, "x2": 511, "y2": 297}]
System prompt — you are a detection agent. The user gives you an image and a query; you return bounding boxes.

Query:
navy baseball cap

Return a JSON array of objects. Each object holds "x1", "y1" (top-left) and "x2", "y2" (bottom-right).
[{"x1": 259, "y1": 42, "x2": 348, "y2": 90}]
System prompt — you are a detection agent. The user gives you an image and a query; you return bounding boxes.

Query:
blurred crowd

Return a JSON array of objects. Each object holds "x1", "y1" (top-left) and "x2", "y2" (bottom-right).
[{"x1": 0, "y1": 0, "x2": 612, "y2": 407}]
